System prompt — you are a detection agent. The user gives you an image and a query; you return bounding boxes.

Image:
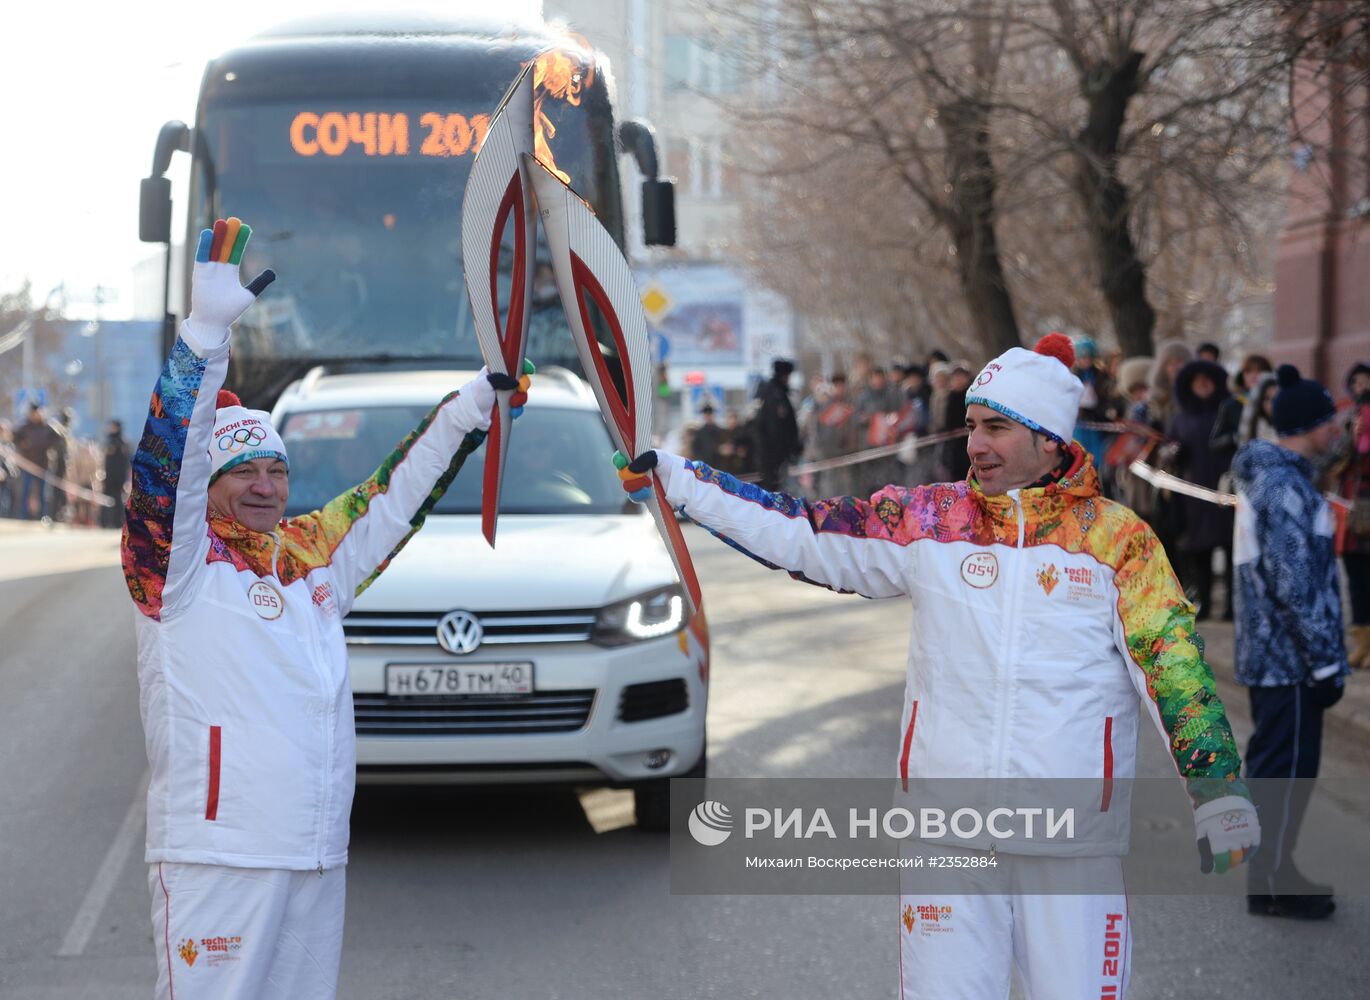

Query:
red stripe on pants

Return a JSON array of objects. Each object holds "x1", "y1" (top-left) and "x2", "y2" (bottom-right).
[
  {"x1": 1101, "y1": 716, "x2": 1114, "y2": 812},
  {"x1": 159, "y1": 863, "x2": 176, "y2": 999},
  {"x1": 899, "y1": 701, "x2": 919, "y2": 793},
  {"x1": 206, "y1": 726, "x2": 221, "y2": 821}
]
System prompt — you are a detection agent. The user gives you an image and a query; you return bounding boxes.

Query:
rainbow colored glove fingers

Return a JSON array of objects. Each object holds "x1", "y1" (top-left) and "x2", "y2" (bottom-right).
[
  {"x1": 482, "y1": 360, "x2": 535, "y2": 418},
  {"x1": 510, "y1": 359, "x2": 535, "y2": 415},
  {"x1": 194, "y1": 217, "x2": 276, "y2": 297},
  {"x1": 612, "y1": 449, "x2": 655, "y2": 502}
]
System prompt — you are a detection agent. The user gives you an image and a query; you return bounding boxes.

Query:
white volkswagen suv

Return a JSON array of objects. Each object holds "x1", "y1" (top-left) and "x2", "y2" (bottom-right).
[{"x1": 271, "y1": 366, "x2": 708, "y2": 829}]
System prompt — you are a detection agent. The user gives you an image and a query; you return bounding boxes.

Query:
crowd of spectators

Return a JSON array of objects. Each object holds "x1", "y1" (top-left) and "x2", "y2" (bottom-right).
[
  {"x1": 0, "y1": 403, "x2": 129, "y2": 527},
  {"x1": 677, "y1": 339, "x2": 1370, "y2": 630}
]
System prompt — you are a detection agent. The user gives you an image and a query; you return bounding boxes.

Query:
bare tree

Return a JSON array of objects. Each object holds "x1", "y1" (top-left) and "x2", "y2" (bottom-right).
[
  {"x1": 0, "y1": 284, "x2": 66, "y2": 417},
  {"x1": 710, "y1": 0, "x2": 1293, "y2": 360},
  {"x1": 716, "y1": 0, "x2": 1025, "y2": 358}
]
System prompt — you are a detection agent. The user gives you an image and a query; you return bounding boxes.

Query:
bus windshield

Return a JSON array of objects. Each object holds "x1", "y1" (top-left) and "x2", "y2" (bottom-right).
[{"x1": 194, "y1": 90, "x2": 618, "y2": 377}]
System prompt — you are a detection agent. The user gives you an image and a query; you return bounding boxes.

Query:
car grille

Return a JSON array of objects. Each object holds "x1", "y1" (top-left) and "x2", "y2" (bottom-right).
[
  {"x1": 618, "y1": 679, "x2": 689, "y2": 723},
  {"x1": 343, "y1": 609, "x2": 598, "y2": 647},
  {"x1": 354, "y1": 689, "x2": 597, "y2": 737}
]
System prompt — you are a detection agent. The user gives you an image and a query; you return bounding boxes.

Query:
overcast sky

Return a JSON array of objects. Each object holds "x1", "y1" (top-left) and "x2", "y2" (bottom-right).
[{"x1": 0, "y1": 1, "x2": 541, "y2": 319}]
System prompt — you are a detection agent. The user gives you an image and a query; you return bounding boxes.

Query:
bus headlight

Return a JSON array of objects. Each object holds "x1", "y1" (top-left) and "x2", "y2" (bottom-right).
[{"x1": 593, "y1": 586, "x2": 687, "y2": 645}]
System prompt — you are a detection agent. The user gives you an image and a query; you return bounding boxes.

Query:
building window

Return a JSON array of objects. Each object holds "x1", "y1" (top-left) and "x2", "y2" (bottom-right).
[
  {"x1": 662, "y1": 34, "x2": 737, "y2": 95},
  {"x1": 665, "y1": 136, "x2": 692, "y2": 193}
]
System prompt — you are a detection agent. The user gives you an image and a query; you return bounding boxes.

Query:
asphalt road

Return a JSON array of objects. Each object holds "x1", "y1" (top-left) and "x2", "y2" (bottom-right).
[{"x1": 1, "y1": 522, "x2": 1367, "y2": 999}]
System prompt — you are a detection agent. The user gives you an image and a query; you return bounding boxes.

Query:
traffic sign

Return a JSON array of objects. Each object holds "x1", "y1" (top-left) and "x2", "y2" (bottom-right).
[{"x1": 650, "y1": 329, "x2": 670, "y2": 363}]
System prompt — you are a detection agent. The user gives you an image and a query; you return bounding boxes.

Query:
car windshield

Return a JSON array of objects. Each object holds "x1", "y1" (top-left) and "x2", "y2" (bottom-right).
[{"x1": 280, "y1": 404, "x2": 632, "y2": 517}]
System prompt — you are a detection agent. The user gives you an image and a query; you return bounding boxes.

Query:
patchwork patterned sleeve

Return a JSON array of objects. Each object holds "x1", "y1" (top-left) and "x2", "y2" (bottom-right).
[
  {"x1": 120, "y1": 326, "x2": 231, "y2": 620},
  {"x1": 286, "y1": 388, "x2": 489, "y2": 615},
  {"x1": 1111, "y1": 520, "x2": 1248, "y2": 806},
  {"x1": 657, "y1": 451, "x2": 910, "y2": 599}
]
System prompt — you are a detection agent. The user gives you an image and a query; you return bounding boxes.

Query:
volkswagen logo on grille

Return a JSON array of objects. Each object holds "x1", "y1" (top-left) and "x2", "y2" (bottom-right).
[{"x1": 436, "y1": 610, "x2": 483, "y2": 655}]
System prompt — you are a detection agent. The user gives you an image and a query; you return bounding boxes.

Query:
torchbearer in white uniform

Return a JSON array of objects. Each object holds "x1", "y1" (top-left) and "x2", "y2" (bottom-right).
[
  {"x1": 616, "y1": 334, "x2": 1258, "y2": 1000},
  {"x1": 122, "y1": 218, "x2": 528, "y2": 1000}
]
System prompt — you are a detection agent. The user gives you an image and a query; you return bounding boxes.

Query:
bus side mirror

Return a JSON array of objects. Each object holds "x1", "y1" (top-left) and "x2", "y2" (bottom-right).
[
  {"x1": 642, "y1": 179, "x2": 676, "y2": 247},
  {"x1": 140, "y1": 176, "x2": 173, "y2": 243},
  {"x1": 619, "y1": 119, "x2": 677, "y2": 247},
  {"x1": 140, "y1": 120, "x2": 191, "y2": 243}
]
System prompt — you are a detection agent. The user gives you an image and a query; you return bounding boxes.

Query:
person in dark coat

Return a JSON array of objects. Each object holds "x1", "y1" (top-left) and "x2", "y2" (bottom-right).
[
  {"x1": 1232, "y1": 364, "x2": 1348, "y2": 918},
  {"x1": 102, "y1": 419, "x2": 131, "y2": 529},
  {"x1": 13, "y1": 403, "x2": 58, "y2": 519},
  {"x1": 689, "y1": 405, "x2": 725, "y2": 469},
  {"x1": 719, "y1": 410, "x2": 754, "y2": 477},
  {"x1": 753, "y1": 359, "x2": 802, "y2": 491},
  {"x1": 1211, "y1": 354, "x2": 1273, "y2": 468},
  {"x1": 940, "y1": 363, "x2": 973, "y2": 483},
  {"x1": 1167, "y1": 359, "x2": 1236, "y2": 619}
]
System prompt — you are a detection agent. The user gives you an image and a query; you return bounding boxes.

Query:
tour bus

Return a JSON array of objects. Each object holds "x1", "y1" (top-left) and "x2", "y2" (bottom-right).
[{"x1": 138, "y1": 11, "x2": 675, "y2": 406}]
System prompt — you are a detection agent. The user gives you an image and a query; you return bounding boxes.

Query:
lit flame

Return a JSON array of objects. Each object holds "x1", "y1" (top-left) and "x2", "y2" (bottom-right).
[{"x1": 532, "y1": 37, "x2": 596, "y2": 185}]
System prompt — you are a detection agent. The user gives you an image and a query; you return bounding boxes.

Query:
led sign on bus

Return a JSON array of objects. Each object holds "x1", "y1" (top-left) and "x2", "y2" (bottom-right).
[{"x1": 288, "y1": 111, "x2": 491, "y2": 158}]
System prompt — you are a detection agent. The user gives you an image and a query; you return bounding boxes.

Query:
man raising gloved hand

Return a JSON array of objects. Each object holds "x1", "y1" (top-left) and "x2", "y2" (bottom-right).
[{"x1": 123, "y1": 217, "x2": 532, "y2": 1000}]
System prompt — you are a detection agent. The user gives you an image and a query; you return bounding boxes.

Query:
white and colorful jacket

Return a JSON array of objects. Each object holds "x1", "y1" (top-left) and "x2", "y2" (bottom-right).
[
  {"x1": 657, "y1": 446, "x2": 1247, "y2": 853},
  {"x1": 123, "y1": 324, "x2": 489, "y2": 871}
]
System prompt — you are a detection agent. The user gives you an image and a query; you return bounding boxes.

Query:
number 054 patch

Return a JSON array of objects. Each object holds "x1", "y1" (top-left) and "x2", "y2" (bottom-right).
[{"x1": 960, "y1": 552, "x2": 999, "y2": 589}]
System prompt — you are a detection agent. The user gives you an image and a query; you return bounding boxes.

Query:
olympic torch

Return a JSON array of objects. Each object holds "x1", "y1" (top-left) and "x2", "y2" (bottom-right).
[
  {"x1": 460, "y1": 64, "x2": 536, "y2": 547},
  {"x1": 524, "y1": 154, "x2": 703, "y2": 618}
]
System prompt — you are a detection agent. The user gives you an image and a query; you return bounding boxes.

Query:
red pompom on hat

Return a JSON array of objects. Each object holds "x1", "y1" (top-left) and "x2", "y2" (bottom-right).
[
  {"x1": 216, "y1": 389, "x2": 242, "y2": 409},
  {"x1": 1033, "y1": 332, "x2": 1075, "y2": 370}
]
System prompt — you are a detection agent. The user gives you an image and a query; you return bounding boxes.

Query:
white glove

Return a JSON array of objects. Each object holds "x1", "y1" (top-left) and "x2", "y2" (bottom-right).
[
  {"x1": 453, "y1": 367, "x2": 531, "y2": 432},
  {"x1": 184, "y1": 218, "x2": 276, "y2": 351},
  {"x1": 1194, "y1": 795, "x2": 1260, "y2": 874}
]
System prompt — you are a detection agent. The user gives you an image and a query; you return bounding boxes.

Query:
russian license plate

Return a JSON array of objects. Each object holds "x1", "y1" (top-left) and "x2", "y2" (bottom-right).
[{"x1": 386, "y1": 662, "x2": 534, "y2": 697}]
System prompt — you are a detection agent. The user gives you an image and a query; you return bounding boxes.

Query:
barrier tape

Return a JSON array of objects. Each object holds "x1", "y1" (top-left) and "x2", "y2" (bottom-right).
[
  {"x1": 0, "y1": 444, "x2": 116, "y2": 507},
  {"x1": 726, "y1": 419, "x2": 1353, "y2": 511}
]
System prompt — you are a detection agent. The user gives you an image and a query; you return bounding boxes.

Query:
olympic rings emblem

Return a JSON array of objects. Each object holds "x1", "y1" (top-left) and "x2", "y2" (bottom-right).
[{"x1": 217, "y1": 425, "x2": 268, "y2": 454}]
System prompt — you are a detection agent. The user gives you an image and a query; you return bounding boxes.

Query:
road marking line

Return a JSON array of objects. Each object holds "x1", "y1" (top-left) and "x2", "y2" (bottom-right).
[{"x1": 57, "y1": 772, "x2": 148, "y2": 957}]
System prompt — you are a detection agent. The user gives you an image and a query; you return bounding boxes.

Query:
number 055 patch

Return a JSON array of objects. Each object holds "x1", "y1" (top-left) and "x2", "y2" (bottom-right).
[{"x1": 247, "y1": 581, "x2": 285, "y2": 620}]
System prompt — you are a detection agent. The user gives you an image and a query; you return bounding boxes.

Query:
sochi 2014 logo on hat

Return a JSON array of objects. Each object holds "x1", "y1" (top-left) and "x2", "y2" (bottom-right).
[
  {"x1": 688, "y1": 801, "x2": 734, "y2": 846},
  {"x1": 972, "y1": 362, "x2": 1002, "y2": 390},
  {"x1": 216, "y1": 424, "x2": 268, "y2": 455}
]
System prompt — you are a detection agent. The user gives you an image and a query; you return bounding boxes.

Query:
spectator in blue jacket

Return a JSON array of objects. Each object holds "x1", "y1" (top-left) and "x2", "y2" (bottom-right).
[{"x1": 1231, "y1": 363, "x2": 1350, "y2": 920}]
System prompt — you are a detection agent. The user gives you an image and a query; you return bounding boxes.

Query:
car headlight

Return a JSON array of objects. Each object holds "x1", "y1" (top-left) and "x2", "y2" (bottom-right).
[{"x1": 593, "y1": 585, "x2": 687, "y2": 645}]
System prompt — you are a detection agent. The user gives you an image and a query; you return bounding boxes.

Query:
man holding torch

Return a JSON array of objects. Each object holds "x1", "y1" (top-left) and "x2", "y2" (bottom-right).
[
  {"x1": 617, "y1": 334, "x2": 1257, "y2": 999},
  {"x1": 122, "y1": 218, "x2": 528, "y2": 999}
]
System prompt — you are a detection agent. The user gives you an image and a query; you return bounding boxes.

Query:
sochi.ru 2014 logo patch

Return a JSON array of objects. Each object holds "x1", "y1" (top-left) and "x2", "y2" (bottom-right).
[
  {"x1": 311, "y1": 581, "x2": 336, "y2": 617},
  {"x1": 1036, "y1": 563, "x2": 1060, "y2": 596},
  {"x1": 247, "y1": 580, "x2": 284, "y2": 620},
  {"x1": 960, "y1": 552, "x2": 999, "y2": 589},
  {"x1": 178, "y1": 938, "x2": 198, "y2": 967}
]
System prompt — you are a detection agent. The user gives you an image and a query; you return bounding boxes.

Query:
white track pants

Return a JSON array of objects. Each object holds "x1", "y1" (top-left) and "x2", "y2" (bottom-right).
[
  {"x1": 149, "y1": 862, "x2": 346, "y2": 1000},
  {"x1": 897, "y1": 855, "x2": 1130, "y2": 1000}
]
